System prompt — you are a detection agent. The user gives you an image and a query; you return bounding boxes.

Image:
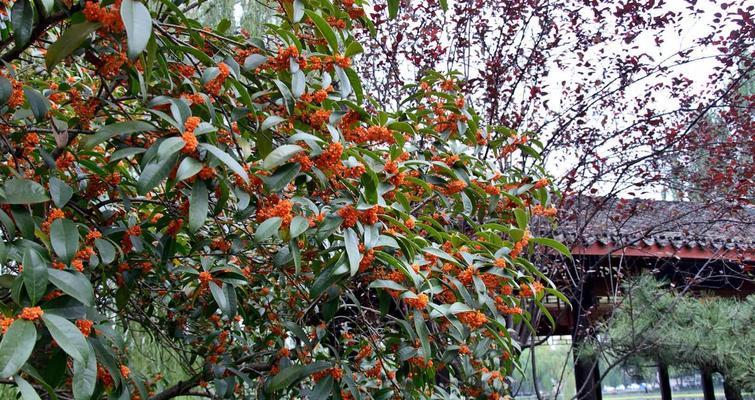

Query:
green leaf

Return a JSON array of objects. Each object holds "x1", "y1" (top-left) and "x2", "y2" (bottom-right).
[
  {"x1": 19, "y1": 366, "x2": 59, "y2": 400},
  {"x1": 11, "y1": 0, "x2": 33, "y2": 48},
  {"x1": 263, "y1": 144, "x2": 304, "y2": 170},
  {"x1": 289, "y1": 215, "x2": 309, "y2": 238},
  {"x1": 0, "y1": 320, "x2": 36, "y2": 378},
  {"x1": 514, "y1": 208, "x2": 529, "y2": 230},
  {"x1": 422, "y1": 247, "x2": 459, "y2": 265},
  {"x1": 136, "y1": 154, "x2": 177, "y2": 195},
  {"x1": 387, "y1": 0, "x2": 399, "y2": 18},
  {"x1": 209, "y1": 282, "x2": 236, "y2": 317},
  {"x1": 414, "y1": 310, "x2": 431, "y2": 359},
  {"x1": 50, "y1": 219, "x2": 80, "y2": 263},
  {"x1": 257, "y1": 131, "x2": 273, "y2": 159},
  {"x1": 509, "y1": 228, "x2": 524, "y2": 242},
  {"x1": 334, "y1": 66, "x2": 351, "y2": 98},
  {"x1": 188, "y1": 182, "x2": 209, "y2": 232},
  {"x1": 255, "y1": 217, "x2": 281, "y2": 241},
  {"x1": 267, "y1": 361, "x2": 331, "y2": 392},
  {"x1": 261, "y1": 115, "x2": 287, "y2": 131},
  {"x1": 110, "y1": 147, "x2": 146, "y2": 162},
  {"x1": 273, "y1": 80, "x2": 295, "y2": 114},
  {"x1": 344, "y1": 67, "x2": 363, "y2": 103},
  {"x1": 344, "y1": 41, "x2": 364, "y2": 58},
  {"x1": 41, "y1": 314, "x2": 89, "y2": 363},
  {"x1": 199, "y1": 144, "x2": 249, "y2": 183},
  {"x1": 175, "y1": 157, "x2": 203, "y2": 181},
  {"x1": 94, "y1": 238, "x2": 116, "y2": 264},
  {"x1": 361, "y1": 170, "x2": 378, "y2": 204},
  {"x1": 83, "y1": 121, "x2": 155, "y2": 149},
  {"x1": 215, "y1": 18, "x2": 231, "y2": 33},
  {"x1": 531, "y1": 237, "x2": 572, "y2": 259},
  {"x1": 369, "y1": 279, "x2": 408, "y2": 291},
  {"x1": 12, "y1": 209, "x2": 34, "y2": 239},
  {"x1": 49, "y1": 178, "x2": 73, "y2": 208},
  {"x1": 304, "y1": 11, "x2": 339, "y2": 52},
  {"x1": 309, "y1": 263, "x2": 342, "y2": 299},
  {"x1": 22, "y1": 248, "x2": 48, "y2": 305},
  {"x1": 1, "y1": 178, "x2": 50, "y2": 204},
  {"x1": 344, "y1": 228, "x2": 361, "y2": 276},
  {"x1": 310, "y1": 375, "x2": 333, "y2": 400},
  {"x1": 23, "y1": 87, "x2": 49, "y2": 120},
  {"x1": 243, "y1": 54, "x2": 267, "y2": 70},
  {"x1": 292, "y1": 0, "x2": 305, "y2": 22},
  {"x1": 156, "y1": 137, "x2": 185, "y2": 161},
  {"x1": 201, "y1": 66, "x2": 220, "y2": 84},
  {"x1": 290, "y1": 240, "x2": 301, "y2": 273},
  {"x1": 223, "y1": 283, "x2": 237, "y2": 317},
  {"x1": 47, "y1": 269, "x2": 94, "y2": 307},
  {"x1": 120, "y1": 0, "x2": 153, "y2": 59},
  {"x1": 45, "y1": 22, "x2": 101, "y2": 70},
  {"x1": 72, "y1": 346, "x2": 96, "y2": 400},
  {"x1": 292, "y1": 70, "x2": 305, "y2": 98},
  {"x1": 0, "y1": 77, "x2": 13, "y2": 105},
  {"x1": 262, "y1": 163, "x2": 300, "y2": 192},
  {"x1": 38, "y1": 0, "x2": 54, "y2": 14},
  {"x1": 15, "y1": 374, "x2": 42, "y2": 400},
  {"x1": 387, "y1": 121, "x2": 413, "y2": 133},
  {"x1": 283, "y1": 321, "x2": 312, "y2": 349}
]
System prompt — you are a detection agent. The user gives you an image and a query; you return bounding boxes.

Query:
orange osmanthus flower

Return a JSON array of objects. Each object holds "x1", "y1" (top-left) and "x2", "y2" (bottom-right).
[{"x1": 19, "y1": 307, "x2": 44, "y2": 321}]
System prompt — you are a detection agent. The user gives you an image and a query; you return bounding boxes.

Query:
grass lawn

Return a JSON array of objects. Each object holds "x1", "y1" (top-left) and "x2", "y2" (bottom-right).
[
  {"x1": 603, "y1": 392, "x2": 725, "y2": 400},
  {"x1": 518, "y1": 390, "x2": 755, "y2": 400},
  {"x1": 603, "y1": 391, "x2": 755, "y2": 400}
]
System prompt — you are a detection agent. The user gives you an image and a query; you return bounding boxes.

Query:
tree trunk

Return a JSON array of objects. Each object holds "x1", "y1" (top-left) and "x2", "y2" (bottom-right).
[
  {"x1": 701, "y1": 368, "x2": 715, "y2": 400},
  {"x1": 723, "y1": 378, "x2": 742, "y2": 400},
  {"x1": 658, "y1": 362, "x2": 672, "y2": 400}
]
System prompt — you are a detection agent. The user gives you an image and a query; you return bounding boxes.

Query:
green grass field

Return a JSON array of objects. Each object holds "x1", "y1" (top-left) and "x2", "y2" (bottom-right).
[
  {"x1": 602, "y1": 392, "x2": 725, "y2": 400},
  {"x1": 517, "y1": 390, "x2": 755, "y2": 400}
]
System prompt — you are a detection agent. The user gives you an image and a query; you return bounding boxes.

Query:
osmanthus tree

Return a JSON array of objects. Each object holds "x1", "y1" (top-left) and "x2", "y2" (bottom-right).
[{"x1": 0, "y1": 0, "x2": 568, "y2": 399}]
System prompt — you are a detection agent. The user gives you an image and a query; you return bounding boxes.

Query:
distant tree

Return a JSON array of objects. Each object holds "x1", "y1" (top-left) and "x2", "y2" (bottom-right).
[
  {"x1": 596, "y1": 276, "x2": 755, "y2": 397},
  {"x1": 664, "y1": 68, "x2": 754, "y2": 202},
  {"x1": 187, "y1": 0, "x2": 272, "y2": 35},
  {"x1": 356, "y1": 0, "x2": 754, "y2": 205}
]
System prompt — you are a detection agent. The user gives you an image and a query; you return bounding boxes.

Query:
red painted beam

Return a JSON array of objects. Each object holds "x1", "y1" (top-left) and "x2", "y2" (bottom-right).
[{"x1": 571, "y1": 242, "x2": 755, "y2": 262}]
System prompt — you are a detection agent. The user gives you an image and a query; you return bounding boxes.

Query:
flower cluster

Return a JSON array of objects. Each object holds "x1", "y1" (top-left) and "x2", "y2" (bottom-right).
[
  {"x1": 204, "y1": 63, "x2": 231, "y2": 96},
  {"x1": 83, "y1": 0, "x2": 125, "y2": 32},
  {"x1": 182, "y1": 116, "x2": 201, "y2": 154},
  {"x1": 256, "y1": 198, "x2": 295, "y2": 227},
  {"x1": 19, "y1": 307, "x2": 44, "y2": 321}
]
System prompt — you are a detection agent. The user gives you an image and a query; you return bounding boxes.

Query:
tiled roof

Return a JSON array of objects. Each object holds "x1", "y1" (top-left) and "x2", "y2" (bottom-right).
[{"x1": 549, "y1": 196, "x2": 755, "y2": 253}]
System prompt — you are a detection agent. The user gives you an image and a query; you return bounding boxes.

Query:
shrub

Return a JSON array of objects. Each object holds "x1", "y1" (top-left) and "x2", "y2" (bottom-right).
[{"x1": 0, "y1": 0, "x2": 565, "y2": 398}]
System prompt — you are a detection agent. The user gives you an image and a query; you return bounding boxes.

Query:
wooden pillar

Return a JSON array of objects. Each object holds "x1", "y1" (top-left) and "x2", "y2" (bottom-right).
[
  {"x1": 572, "y1": 285, "x2": 602, "y2": 400},
  {"x1": 573, "y1": 355, "x2": 594, "y2": 400},
  {"x1": 593, "y1": 356, "x2": 602, "y2": 400},
  {"x1": 701, "y1": 368, "x2": 715, "y2": 400},
  {"x1": 658, "y1": 362, "x2": 672, "y2": 400},
  {"x1": 723, "y1": 378, "x2": 742, "y2": 400}
]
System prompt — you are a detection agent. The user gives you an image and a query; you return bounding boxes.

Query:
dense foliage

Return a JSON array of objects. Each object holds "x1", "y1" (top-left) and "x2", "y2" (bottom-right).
[
  {"x1": 596, "y1": 276, "x2": 755, "y2": 393},
  {"x1": 0, "y1": 0, "x2": 567, "y2": 399}
]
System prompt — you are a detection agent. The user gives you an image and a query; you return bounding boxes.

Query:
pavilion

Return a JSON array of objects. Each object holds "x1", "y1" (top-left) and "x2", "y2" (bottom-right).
[{"x1": 533, "y1": 196, "x2": 754, "y2": 400}]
